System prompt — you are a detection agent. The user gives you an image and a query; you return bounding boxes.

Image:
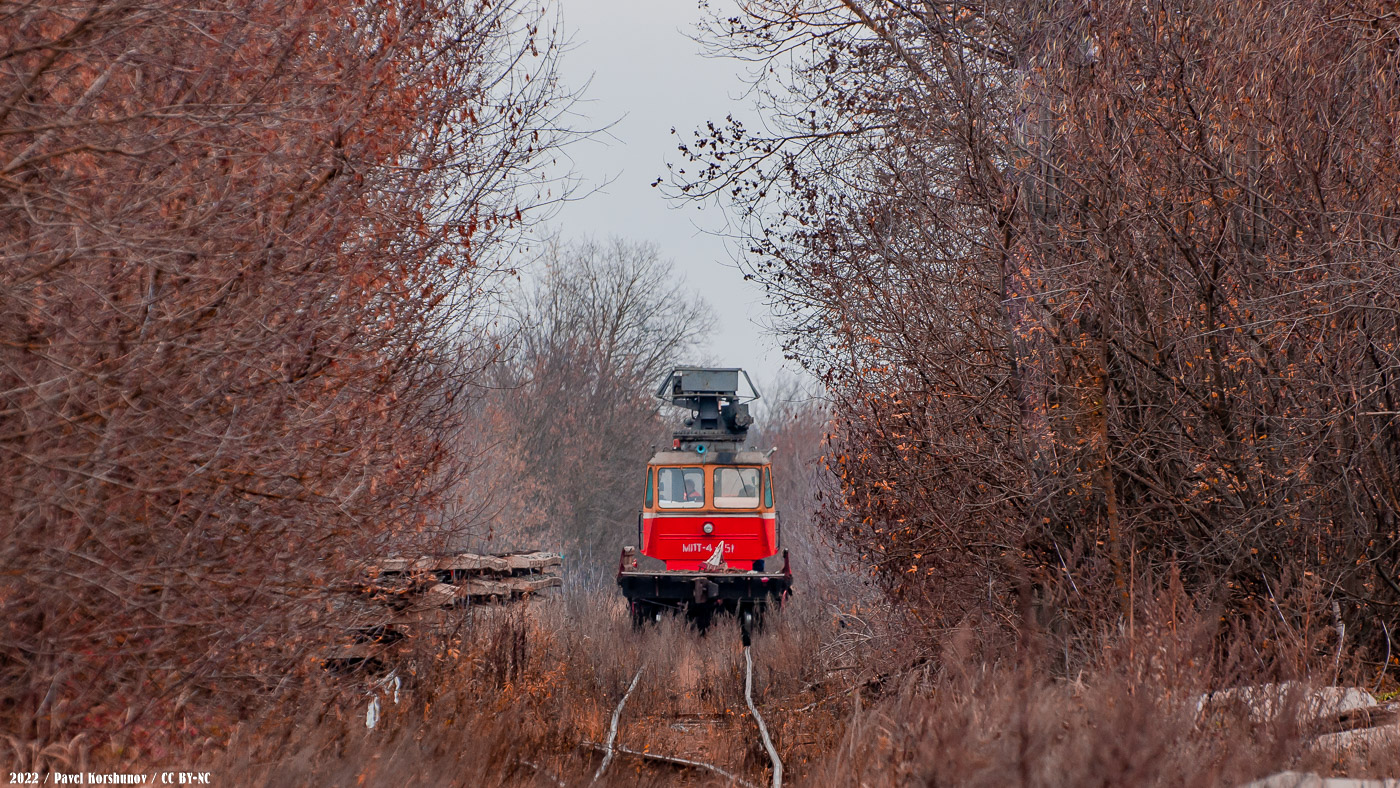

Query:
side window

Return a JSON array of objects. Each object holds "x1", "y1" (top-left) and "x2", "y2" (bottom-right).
[
  {"x1": 713, "y1": 467, "x2": 761, "y2": 508},
  {"x1": 763, "y1": 467, "x2": 773, "y2": 508},
  {"x1": 658, "y1": 467, "x2": 704, "y2": 508},
  {"x1": 645, "y1": 469, "x2": 654, "y2": 507}
]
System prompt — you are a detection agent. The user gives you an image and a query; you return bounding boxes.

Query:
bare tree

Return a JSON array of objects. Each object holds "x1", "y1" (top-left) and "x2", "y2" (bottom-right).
[{"x1": 474, "y1": 237, "x2": 714, "y2": 583}]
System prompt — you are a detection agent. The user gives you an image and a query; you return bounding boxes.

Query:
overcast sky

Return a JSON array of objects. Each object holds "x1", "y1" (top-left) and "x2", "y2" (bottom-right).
[{"x1": 542, "y1": 0, "x2": 798, "y2": 389}]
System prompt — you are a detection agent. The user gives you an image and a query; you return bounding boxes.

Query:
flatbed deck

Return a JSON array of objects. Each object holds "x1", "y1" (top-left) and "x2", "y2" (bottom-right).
[
  {"x1": 616, "y1": 569, "x2": 792, "y2": 602},
  {"x1": 617, "y1": 549, "x2": 792, "y2": 642}
]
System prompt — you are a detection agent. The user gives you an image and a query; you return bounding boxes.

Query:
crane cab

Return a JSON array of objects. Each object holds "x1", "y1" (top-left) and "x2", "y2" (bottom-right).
[{"x1": 641, "y1": 451, "x2": 778, "y2": 571}]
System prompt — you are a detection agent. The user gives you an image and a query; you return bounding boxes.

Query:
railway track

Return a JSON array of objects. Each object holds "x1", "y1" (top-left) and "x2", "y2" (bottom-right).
[
  {"x1": 591, "y1": 646, "x2": 784, "y2": 788},
  {"x1": 745, "y1": 647, "x2": 783, "y2": 787}
]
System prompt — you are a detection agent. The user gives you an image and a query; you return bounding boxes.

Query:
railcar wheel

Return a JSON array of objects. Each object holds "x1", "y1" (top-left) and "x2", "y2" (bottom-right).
[{"x1": 631, "y1": 600, "x2": 661, "y2": 629}]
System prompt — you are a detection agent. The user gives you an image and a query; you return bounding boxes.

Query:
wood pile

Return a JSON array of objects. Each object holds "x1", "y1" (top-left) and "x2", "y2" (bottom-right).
[{"x1": 326, "y1": 550, "x2": 562, "y2": 672}]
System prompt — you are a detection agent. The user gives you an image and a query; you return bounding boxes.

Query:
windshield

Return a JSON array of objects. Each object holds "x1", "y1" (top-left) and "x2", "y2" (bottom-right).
[
  {"x1": 658, "y1": 467, "x2": 704, "y2": 508},
  {"x1": 713, "y1": 467, "x2": 761, "y2": 508}
]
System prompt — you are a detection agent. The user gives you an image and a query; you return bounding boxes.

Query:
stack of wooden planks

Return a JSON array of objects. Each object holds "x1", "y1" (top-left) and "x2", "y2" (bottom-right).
[
  {"x1": 326, "y1": 551, "x2": 562, "y2": 672},
  {"x1": 376, "y1": 550, "x2": 563, "y2": 604}
]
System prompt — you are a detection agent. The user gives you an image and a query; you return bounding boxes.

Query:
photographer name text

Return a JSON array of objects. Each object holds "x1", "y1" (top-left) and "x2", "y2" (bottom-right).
[{"x1": 9, "y1": 773, "x2": 211, "y2": 785}]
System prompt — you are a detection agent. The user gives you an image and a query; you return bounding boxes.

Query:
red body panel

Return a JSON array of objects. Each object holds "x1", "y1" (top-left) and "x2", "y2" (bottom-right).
[{"x1": 643, "y1": 513, "x2": 777, "y2": 570}]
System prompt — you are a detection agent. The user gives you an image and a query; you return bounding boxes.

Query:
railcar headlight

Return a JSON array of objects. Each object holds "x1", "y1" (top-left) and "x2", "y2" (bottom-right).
[{"x1": 703, "y1": 522, "x2": 714, "y2": 535}]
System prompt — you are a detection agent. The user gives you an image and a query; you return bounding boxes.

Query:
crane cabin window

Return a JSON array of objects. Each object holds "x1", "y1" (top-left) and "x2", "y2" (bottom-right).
[
  {"x1": 713, "y1": 467, "x2": 761, "y2": 509},
  {"x1": 658, "y1": 467, "x2": 705, "y2": 508}
]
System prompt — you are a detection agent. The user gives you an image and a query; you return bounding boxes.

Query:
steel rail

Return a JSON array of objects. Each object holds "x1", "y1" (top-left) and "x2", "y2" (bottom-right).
[
  {"x1": 744, "y1": 646, "x2": 783, "y2": 788},
  {"x1": 592, "y1": 661, "x2": 646, "y2": 784}
]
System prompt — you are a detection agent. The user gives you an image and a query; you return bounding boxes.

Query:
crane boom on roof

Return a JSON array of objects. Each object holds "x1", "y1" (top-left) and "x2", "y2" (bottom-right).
[{"x1": 656, "y1": 367, "x2": 760, "y2": 452}]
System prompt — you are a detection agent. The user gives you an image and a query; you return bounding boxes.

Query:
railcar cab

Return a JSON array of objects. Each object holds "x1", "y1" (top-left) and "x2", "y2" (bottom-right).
[
  {"x1": 631, "y1": 367, "x2": 781, "y2": 572},
  {"x1": 641, "y1": 450, "x2": 778, "y2": 571},
  {"x1": 619, "y1": 367, "x2": 791, "y2": 639}
]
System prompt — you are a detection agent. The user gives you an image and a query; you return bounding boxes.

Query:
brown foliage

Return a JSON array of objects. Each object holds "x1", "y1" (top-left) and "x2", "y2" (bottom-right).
[
  {"x1": 679, "y1": 0, "x2": 1400, "y2": 668},
  {"x1": 1, "y1": 0, "x2": 568, "y2": 759}
]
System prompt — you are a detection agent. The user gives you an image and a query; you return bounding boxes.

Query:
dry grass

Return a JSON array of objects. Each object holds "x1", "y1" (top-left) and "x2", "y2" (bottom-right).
[
  {"x1": 84, "y1": 585, "x2": 1399, "y2": 787},
  {"x1": 809, "y1": 600, "x2": 1400, "y2": 788},
  {"x1": 185, "y1": 588, "x2": 844, "y2": 787}
]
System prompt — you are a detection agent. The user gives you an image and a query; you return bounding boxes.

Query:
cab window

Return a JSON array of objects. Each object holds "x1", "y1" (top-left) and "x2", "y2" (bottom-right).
[
  {"x1": 658, "y1": 467, "x2": 704, "y2": 508},
  {"x1": 645, "y1": 469, "x2": 654, "y2": 507},
  {"x1": 713, "y1": 467, "x2": 761, "y2": 509}
]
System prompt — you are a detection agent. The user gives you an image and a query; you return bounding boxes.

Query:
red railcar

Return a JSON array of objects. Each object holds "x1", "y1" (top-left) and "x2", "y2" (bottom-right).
[{"x1": 617, "y1": 368, "x2": 792, "y2": 642}]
